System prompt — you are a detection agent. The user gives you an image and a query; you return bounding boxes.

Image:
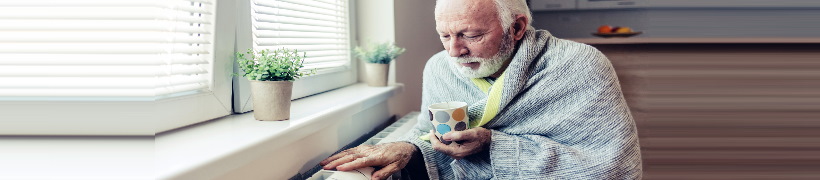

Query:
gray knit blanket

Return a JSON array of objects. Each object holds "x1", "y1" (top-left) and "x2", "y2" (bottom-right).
[{"x1": 398, "y1": 30, "x2": 642, "y2": 179}]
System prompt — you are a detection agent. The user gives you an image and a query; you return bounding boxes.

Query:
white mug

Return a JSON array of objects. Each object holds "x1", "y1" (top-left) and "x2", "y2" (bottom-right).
[{"x1": 428, "y1": 101, "x2": 469, "y2": 145}]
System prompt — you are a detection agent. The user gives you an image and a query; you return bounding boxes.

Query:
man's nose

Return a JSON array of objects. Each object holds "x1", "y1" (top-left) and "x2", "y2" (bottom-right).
[{"x1": 447, "y1": 39, "x2": 468, "y2": 57}]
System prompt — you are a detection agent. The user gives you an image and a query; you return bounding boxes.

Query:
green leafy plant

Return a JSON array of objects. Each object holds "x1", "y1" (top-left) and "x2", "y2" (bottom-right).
[
  {"x1": 354, "y1": 41, "x2": 406, "y2": 64},
  {"x1": 235, "y1": 48, "x2": 316, "y2": 81}
]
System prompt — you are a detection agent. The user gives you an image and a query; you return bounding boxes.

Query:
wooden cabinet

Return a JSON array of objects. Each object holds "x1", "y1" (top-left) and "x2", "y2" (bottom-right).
[
  {"x1": 529, "y1": 0, "x2": 577, "y2": 11},
  {"x1": 594, "y1": 43, "x2": 820, "y2": 179}
]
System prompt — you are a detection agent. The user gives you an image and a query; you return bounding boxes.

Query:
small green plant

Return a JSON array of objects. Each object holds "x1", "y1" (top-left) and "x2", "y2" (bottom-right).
[
  {"x1": 354, "y1": 41, "x2": 406, "y2": 64},
  {"x1": 235, "y1": 48, "x2": 316, "y2": 81}
]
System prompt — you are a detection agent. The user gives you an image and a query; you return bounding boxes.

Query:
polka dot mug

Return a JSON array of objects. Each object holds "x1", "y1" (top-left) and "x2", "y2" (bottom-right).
[{"x1": 428, "y1": 101, "x2": 469, "y2": 145}]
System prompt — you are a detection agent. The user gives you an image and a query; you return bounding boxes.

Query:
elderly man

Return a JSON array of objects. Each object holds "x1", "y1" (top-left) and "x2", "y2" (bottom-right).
[{"x1": 321, "y1": 0, "x2": 642, "y2": 179}]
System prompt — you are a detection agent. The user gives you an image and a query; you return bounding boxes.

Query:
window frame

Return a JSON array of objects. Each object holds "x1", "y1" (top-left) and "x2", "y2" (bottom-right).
[
  {"x1": 0, "y1": 0, "x2": 235, "y2": 136},
  {"x1": 0, "y1": 0, "x2": 359, "y2": 135},
  {"x1": 232, "y1": 0, "x2": 358, "y2": 113}
]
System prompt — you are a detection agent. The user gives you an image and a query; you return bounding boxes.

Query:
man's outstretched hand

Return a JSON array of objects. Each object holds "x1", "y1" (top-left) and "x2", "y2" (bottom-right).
[
  {"x1": 430, "y1": 127, "x2": 492, "y2": 159},
  {"x1": 320, "y1": 142, "x2": 418, "y2": 180}
]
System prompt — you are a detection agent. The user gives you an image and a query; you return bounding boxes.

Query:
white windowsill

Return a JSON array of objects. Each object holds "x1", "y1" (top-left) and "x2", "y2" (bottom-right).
[{"x1": 0, "y1": 83, "x2": 401, "y2": 179}]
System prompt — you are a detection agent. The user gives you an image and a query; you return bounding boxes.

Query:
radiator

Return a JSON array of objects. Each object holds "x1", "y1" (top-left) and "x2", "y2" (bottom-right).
[{"x1": 305, "y1": 112, "x2": 419, "y2": 180}]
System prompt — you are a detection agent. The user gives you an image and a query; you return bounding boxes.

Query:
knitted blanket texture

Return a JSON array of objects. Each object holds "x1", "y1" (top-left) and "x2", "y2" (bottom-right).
[{"x1": 398, "y1": 30, "x2": 642, "y2": 180}]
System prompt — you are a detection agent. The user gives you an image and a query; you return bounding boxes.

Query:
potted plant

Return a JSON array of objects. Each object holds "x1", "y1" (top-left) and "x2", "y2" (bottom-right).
[
  {"x1": 236, "y1": 48, "x2": 314, "y2": 121},
  {"x1": 354, "y1": 41, "x2": 406, "y2": 87}
]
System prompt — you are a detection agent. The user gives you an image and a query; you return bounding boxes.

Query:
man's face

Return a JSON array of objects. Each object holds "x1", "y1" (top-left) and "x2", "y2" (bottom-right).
[{"x1": 436, "y1": 0, "x2": 514, "y2": 78}]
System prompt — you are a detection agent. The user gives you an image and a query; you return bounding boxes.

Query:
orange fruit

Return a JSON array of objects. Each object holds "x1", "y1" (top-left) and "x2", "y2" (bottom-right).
[
  {"x1": 597, "y1": 25, "x2": 613, "y2": 34},
  {"x1": 615, "y1": 27, "x2": 632, "y2": 33}
]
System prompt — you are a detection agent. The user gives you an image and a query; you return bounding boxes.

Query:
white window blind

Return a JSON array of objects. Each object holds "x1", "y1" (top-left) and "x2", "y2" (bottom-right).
[
  {"x1": 0, "y1": 0, "x2": 214, "y2": 99},
  {"x1": 251, "y1": 0, "x2": 350, "y2": 74}
]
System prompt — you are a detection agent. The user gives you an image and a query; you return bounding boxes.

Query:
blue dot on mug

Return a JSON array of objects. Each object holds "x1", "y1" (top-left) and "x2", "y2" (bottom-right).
[
  {"x1": 455, "y1": 121, "x2": 467, "y2": 131},
  {"x1": 434, "y1": 111, "x2": 450, "y2": 123},
  {"x1": 436, "y1": 124, "x2": 451, "y2": 135}
]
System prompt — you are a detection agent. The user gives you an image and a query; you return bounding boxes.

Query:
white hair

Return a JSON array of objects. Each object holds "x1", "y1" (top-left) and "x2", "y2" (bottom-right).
[
  {"x1": 436, "y1": 0, "x2": 534, "y2": 33},
  {"x1": 493, "y1": 0, "x2": 534, "y2": 32}
]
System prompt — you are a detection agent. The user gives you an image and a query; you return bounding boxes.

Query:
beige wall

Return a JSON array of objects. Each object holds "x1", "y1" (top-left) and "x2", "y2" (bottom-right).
[
  {"x1": 355, "y1": 0, "x2": 396, "y2": 85},
  {"x1": 390, "y1": 0, "x2": 443, "y2": 117}
]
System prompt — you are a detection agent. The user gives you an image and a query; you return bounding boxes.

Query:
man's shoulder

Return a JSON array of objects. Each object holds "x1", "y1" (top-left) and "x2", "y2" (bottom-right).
[
  {"x1": 529, "y1": 29, "x2": 599, "y2": 55},
  {"x1": 547, "y1": 36, "x2": 603, "y2": 58},
  {"x1": 423, "y1": 50, "x2": 454, "y2": 75},
  {"x1": 541, "y1": 35, "x2": 609, "y2": 68},
  {"x1": 426, "y1": 50, "x2": 450, "y2": 66}
]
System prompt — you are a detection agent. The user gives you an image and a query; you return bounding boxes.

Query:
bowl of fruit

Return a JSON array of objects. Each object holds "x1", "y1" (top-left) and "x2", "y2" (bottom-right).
[{"x1": 593, "y1": 25, "x2": 642, "y2": 38}]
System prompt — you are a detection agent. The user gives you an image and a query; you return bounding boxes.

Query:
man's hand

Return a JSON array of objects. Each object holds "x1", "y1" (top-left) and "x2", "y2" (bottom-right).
[
  {"x1": 430, "y1": 127, "x2": 492, "y2": 159},
  {"x1": 320, "y1": 142, "x2": 418, "y2": 180}
]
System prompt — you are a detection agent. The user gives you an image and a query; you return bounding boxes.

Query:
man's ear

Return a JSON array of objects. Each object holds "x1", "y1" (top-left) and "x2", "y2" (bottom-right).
[{"x1": 510, "y1": 14, "x2": 528, "y2": 41}]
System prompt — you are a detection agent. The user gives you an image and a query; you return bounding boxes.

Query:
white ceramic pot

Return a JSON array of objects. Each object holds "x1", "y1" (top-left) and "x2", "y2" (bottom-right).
[
  {"x1": 365, "y1": 63, "x2": 389, "y2": 87},
  {"x1": 249, "y1": 80, "x2": 293, "y2": 121}
]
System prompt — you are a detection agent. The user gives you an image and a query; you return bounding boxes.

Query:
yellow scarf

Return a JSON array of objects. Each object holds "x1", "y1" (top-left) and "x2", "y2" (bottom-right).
[{"x1": 468, "y1": 72, "x2": 506, "y2": 128}]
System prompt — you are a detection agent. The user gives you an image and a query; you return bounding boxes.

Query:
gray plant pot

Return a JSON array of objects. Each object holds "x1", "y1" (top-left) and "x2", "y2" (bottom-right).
[
  {"x1": 249, "y1": 80, "x2": 293, "y2": 121},
  {"x1": 364, "y1": 63, "x2": 389, "y2": 87}
]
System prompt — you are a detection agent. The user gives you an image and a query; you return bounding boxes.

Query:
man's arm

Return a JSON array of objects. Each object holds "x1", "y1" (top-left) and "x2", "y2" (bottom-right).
[{"x1": 320, "y1": 52, "x2": 453, "y2": 180}]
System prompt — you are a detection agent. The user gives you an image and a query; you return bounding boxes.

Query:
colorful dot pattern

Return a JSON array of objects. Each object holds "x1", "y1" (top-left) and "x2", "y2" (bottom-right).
[
  {"x1": 435, "y1": 111, "x2": 450, "y2": 123},
  {"x1": 429, "y1": 104, "x2": 470, "y2": 145},
  {"x1": 452, "y1": 108, "x2": 465, "y2": 121},
  {"x1": 455, "y1": 121, "x2": 467, "y2": 131},
  {"x1": 436, "y1": 124, "x2": 451, "y2": 135}
]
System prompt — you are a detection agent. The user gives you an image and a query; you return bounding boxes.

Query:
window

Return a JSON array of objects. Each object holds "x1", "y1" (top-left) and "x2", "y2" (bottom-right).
[
  {"x1": 233, "y1": 0, "x2": 357, "y2": 113},
  {"x1": 0, "y1": 0, "x2": 358, "y2": 135},
  {"x1": 0, "y1": 0, "x2": 233, "y2": 135}
]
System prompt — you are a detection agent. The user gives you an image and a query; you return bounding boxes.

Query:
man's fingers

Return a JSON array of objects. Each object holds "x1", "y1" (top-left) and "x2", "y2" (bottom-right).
[
  {"x1": 323, "y1": 154, "x2": 359, "y2": 170},
  {"x1": 444, "y1": 128, "x2": 482, "y2": 141},
  {"x1": 371, "y1": 162, "x2": 400, "y2": 180},
  {"x1": 430, "y1": 130, "x2": 456, "y2": 153},
  {"x1": 337, "y1": 156, "x2": 381, "y2": 171},
  {"x1": 430, "y1": 131, "x2": 457, "y2": 155},
  {"x1": 429, "y1": 130, "x2": 441, "y2": 146},
  {"x1": 320, "y1": 149, "x2": 353, "y2": 165},
  {"x1": 443, "y1": 131, "x2": 466, "y2": 141}
]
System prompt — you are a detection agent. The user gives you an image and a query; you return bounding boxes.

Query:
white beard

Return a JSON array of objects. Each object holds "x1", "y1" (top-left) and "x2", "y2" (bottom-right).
[{"x1": 449, "y1": 33, "x2": 515, "y2": 78}]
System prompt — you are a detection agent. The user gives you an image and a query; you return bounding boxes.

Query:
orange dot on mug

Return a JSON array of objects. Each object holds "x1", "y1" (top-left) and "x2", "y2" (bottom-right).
[{"x1": 452, "y1": 108, "x2": 465, "y2": 121}]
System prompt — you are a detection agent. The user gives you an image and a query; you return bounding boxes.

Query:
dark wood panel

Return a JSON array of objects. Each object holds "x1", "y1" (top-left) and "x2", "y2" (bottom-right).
[
  {"x1": 633, "y1": 112, "x2": 820, "y2": 128},
  {"x1": 639, "y1": 127, "x2": 820, "y2": 138},
  {"x1": 642, "y1": 150, "x2": 820, "y2": 165},
  {"x1": 643, "y1": 165, "x2": 820, "y2": 180},
  {"x1": 640, "y1": 137, "x2": 820, "y2": 150},
  {"x1": 630, "y1": 96, "x2": 820, "y2": 112},
  {"x1": 597, "y1": 43, "x2": 820, "y2": 179}
]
